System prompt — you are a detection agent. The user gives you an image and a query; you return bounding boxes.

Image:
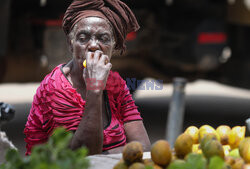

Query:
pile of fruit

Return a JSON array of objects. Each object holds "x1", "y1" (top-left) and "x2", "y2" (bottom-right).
[{"x1": 113, "y1": 125, "x2": 250, "y2": 169}]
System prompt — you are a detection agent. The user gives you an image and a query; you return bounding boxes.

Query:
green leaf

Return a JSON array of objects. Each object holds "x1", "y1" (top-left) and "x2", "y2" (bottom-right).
[
  {"x1": 208, "y1": 156, "x2": 225, "y2": 169},
  {"x1": 0, "y1": 164, "x2": 6, "y2": 169},
  {"x1": 5, "y1": 149, "x2": 23, "y2": 168},
  {"x1": 145, "y1": 165, "x2": 154, "y2": 169},
  {"x1": 2, "y1": 127, "x2": 89, "y2": 169},
  {"x1": 50, "y1": 127, "x2": 73, "y2": 148},
  {"x1": 75, "y1": 147, "x2": 88, "y2": 158}
]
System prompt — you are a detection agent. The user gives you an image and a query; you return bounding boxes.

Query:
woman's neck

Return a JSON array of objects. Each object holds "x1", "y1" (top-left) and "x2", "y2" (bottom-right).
[{"x1": 63, "y1": 60, "x2": 86, "y2": 88}]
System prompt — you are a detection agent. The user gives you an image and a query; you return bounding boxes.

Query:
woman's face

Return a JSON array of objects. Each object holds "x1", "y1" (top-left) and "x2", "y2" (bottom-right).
[{"x1": 69, "y1": 17, "x2": 115, "y2": 68}]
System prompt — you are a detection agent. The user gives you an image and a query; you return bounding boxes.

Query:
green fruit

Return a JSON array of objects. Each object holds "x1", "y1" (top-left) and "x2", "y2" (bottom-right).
[
  {"x1": 200, "y1": 133, "x2": 219, "y2": 150},
  {"x1": 202, "y1": 139, "x2": 224, "y2": 159}
]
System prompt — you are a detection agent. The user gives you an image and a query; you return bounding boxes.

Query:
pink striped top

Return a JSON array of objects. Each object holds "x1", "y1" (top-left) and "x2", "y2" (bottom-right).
[{"x1": 24, "y1": 64, "x2": 142, "y2": 155}]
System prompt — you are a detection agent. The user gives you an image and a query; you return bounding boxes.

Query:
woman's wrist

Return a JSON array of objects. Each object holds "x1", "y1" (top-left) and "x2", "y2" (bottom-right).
[{"x1": 86, "y1": 89, "x2": 103, "y2": 96}]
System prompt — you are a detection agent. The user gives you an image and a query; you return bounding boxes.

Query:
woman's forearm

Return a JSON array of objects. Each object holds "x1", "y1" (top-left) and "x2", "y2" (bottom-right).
[{"x1": 70, "y1": 90, "x2": 103, "y2": 155}]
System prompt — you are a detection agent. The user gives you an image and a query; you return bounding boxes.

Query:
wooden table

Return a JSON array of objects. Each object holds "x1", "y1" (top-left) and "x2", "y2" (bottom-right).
[{"x1": 88, "y1": 152, "x2": 151, "y2": 169}]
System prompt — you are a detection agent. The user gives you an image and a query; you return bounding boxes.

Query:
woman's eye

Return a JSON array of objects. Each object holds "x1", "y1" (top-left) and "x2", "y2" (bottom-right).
[
  {"x1": 79, "y1": 37, "x2": 85, "y2": 42},
  {"x1": 78, "y1": 34, "x2": 88, "y2": 43},
  {"x1": 100, "y1": 35, "x2": 110, "y2": 42}
]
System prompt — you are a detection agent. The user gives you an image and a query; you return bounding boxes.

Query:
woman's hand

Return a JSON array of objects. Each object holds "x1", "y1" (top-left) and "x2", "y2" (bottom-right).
[{"x1": 83, "y1": 50, "x2": 112, "y2": 92}]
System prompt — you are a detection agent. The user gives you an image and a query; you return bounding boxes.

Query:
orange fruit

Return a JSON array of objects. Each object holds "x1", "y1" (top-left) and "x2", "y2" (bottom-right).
[
  {"x1": 174, "y1": 133, "x2": 193, "y2": 159},
  {"x1": 113, "y1": 161, "x2": 128, "y2": 169},
  {"x1": 123, "y1": 141, "x2": 143, "y2": 165},
  {"x1": 225, "y1": 156, "x2": 235, "y2": 166},
  {"x1": 128, "y1": 162, "x2": 145, "y2": 169},
  {"x1": 152, "y1": 164, "x2": 163, "y2": 169},
  {"x1": 143, "y1": 158, "x2": 154, "y2": 166},
  {"x1": 231, "y1": 158, "x2": 245, "y2": 169},
  {"x1": 151, "y1": 140, "x2": 172, "y2": 166}
]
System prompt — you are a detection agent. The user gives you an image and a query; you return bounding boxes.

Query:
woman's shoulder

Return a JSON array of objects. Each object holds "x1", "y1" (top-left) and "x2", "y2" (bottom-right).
[
  {"x1": 39, "y1": 64, "x2": 69, "y2": 88},
  {"x1": 34, "y1": 64, "x2": 72, "y2": 98}
]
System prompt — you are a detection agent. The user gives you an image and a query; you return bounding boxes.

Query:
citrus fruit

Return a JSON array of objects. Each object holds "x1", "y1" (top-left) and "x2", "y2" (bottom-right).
[
  {"x1": 143, "y1": 158, "x2": 153, "y2": 166},
  {"x1": 202, "y1": 139, "x2": 224, "y2": 159},
  {"x1": 113, "y1": 161, "x2": 128, "y2": 169},
  {"x1": 223, "y1": 145, "x2": 231, "y2": 156},
  {"x1": 239, "y1": 137, "x2": 250, "y2": 163},
  {"x1": 225, "y1": 156, "x2": 235, "y2": 166},
  {"x1": 199, "y1": 125, "x2": 220, "y2": 142},
  {"x1": 174, "y1": 133, "x2": 193, "y2": 159},
  {"x1": 184, "y1": 126, "x2": 199, "y2": 144},
  {"x1": 200, "y1": 133, "x2": 219, "y2": 150},
  {"x1": 231, "y1": 158, "x2": 245, "y2": 169},
  {"x1": 216, "y1": 125, "x2": 231, "y2": 145},
  {"x1": 151, "y1": 140, "x2": 172, "y2": 166},
  {"x1": 123, "y1": 141, "x2": 143, "y2": 165},
  {"x1": 152, "y1": 164, "x2": 163, "y2": 169},
  {"x1": 128, "y1": 162, "x2": 145, "y2": 169},
  {"x1": 229, "y1": 148, "x2": 240, "y2": 158},
  {"x1": 192, "y1": 144, "x2": 202, "y2": 154},
  {"x1": 228, "y1": 126, "x2": 245, "y2": 149}
]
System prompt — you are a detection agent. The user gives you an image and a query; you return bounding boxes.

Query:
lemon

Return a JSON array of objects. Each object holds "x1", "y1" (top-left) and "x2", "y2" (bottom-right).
[
  {"x1": 216, "y1": 125, "x2": 231, "y2": 145},
  {"x1": 184, "y1": 126, "x2": 199, "y2": 144},
  {"x1": 228, "y1": 126, "x2": 245, "y2": 149},
  {"x1": 199, "y1": 125, "x2": 220, "y2": 142},
  {"x1": 239, "y1": 137, "x2": 250, "y2": 163},
  {"x1": 223, "y1": 145, "x2": 231, "y2": 156}
]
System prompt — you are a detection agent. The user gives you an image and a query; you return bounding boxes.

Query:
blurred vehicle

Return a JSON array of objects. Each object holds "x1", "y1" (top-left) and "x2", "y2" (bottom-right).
[
  {"x1": 0, "y1": 102, "x2": 16, "y2": 163},
  {"x1": 1, "y1": 0, "x2": 250, "y2": 90}
]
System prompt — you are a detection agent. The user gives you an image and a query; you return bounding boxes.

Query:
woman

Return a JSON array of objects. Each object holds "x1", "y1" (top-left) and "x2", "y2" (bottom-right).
[{"x1": 24, "y1": 0, "x2": 151, "y2": 155}]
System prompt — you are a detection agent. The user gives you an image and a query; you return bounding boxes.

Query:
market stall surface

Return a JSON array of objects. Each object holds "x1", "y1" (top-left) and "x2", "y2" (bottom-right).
[{"x1": 87, "y1": 152, "x2": 150, "y2": 169}]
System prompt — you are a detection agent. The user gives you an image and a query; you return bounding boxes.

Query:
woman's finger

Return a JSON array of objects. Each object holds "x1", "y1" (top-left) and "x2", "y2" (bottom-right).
[
  {"x1": 104, "y1": 62, "x2": 112, "y2": 70},
  {"x1": 99, "y1": 54, "x2": 110, "y2": 65},
  {"x1": 86, "y1": 52, "x2": 94, "y2": 68},
  {"x1": 93, "y1": 50, "x2": 102, "y2": 65}
]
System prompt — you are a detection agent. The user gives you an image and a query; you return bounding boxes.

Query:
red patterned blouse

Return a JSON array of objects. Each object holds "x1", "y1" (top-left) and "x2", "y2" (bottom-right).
[{"x1": 24, "y1": 64, "x2": 142, "y2": 155}]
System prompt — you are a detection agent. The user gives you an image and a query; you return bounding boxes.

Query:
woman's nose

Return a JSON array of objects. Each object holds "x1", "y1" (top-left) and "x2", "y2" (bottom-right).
[{"x1": 88, "y1": 39, "x2": 100, "y2": 52}]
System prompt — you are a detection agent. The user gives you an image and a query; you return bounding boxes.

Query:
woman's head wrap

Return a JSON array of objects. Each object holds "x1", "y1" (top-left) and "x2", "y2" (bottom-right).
[{"x1": 62, "y1": 0, "x2": 140, "y2": 51}]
